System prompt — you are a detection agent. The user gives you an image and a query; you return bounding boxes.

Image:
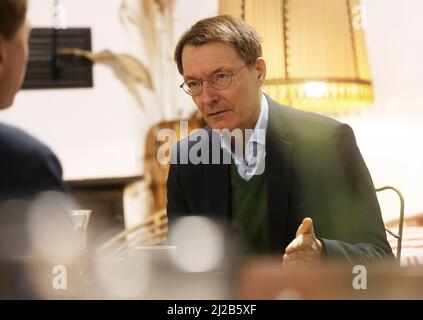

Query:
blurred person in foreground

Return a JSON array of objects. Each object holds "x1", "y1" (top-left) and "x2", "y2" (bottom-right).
[
  {"x1": 167, "y1": 15, "x2": 394, "y2": 267},
  {"x1": 0, "y1": 0, "x2": 65, "y2": 196},
  {"x1": 0, "y1": 0, "x2": 67, "y2": 258}
]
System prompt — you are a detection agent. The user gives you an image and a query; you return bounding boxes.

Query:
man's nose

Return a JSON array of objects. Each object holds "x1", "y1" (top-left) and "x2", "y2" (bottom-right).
[{"x1": 200, "y1": 81, "x2": 219, "y2": 105}]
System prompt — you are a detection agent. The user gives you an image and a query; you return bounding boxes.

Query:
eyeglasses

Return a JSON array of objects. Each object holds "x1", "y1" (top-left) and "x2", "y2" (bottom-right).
[{"x1": 179, "y1": 62, "x2": 251, "y2": 96}]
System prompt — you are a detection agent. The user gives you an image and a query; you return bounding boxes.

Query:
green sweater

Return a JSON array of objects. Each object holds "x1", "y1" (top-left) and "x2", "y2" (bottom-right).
[{"x1": 230, "y1": 162, "x2": 270, "y2": 254}]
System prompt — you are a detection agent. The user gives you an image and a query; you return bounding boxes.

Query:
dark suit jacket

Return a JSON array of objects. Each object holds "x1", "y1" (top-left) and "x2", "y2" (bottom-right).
[
  {"x1": 0, "y1": 122, "x2": 65, "y2": 197},
  {"x1": 167, "y1": 95, "x2": 394, "y2": 263},
  {"x1": 0, "y1": 121, "x2": 66, "y2": 256}
]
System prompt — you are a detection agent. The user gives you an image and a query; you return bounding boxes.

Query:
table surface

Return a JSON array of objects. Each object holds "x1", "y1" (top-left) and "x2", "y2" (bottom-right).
[{"x1": 4, "y1": 253, "x2": 423, "y2": 300}]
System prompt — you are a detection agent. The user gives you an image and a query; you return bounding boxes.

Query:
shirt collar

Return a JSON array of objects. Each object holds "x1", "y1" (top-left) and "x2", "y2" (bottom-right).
[
  {"x1": 220, "y1": 93, "x2": 269, "y2": 153},
  {"x1": 251, "y1": 93, "x2": 268, "y2": 146}
]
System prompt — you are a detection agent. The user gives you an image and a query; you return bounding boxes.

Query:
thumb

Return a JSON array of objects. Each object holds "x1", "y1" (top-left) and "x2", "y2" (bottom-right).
[{"x1": 296, "y1": 217, "x2": 315, "y2": 237}]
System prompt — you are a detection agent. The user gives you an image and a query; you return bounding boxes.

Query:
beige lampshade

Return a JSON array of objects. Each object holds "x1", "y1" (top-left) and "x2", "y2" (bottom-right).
[{"x1": 220, "y1": 0, "x2": 373, "y2": 114}]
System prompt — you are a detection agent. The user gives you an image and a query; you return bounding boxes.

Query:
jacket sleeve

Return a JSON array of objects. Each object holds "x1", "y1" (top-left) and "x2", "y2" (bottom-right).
[
  {"x1": 166, "y1": 143, "x2": 190, "y2": 225},
  {"x1": 318, "y1": 124, "x2": 395, "y2": 264}
]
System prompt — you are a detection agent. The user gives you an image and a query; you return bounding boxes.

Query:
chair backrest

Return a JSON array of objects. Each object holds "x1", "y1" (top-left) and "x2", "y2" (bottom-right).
[
  {"x1": 96, "y1": 209, "x2": 168, "y2": 258},
  {"x1": 375, "y1": 186, "x2": 405, "y2": 262},
  {"x1": 144, "y1": 112, "x2": 206, "y2": 216}
]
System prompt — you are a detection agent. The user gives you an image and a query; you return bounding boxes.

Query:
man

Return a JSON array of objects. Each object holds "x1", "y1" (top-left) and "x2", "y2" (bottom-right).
[
  {"x1": 0, "y1": 0, "x2": 71, "y2": 298},
  {"x1": 0, "y1": 0, "x2": 64, "y2": 198},
  {"x1": 0, "y1": 0, "x2": 66, "y2": 256},
  {"x1": 167, "y1": 15, "x2": 393, "y2": 265}
]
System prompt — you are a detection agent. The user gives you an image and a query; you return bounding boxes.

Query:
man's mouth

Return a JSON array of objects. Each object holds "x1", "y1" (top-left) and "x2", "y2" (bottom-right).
[{"x1": 209, "y1": 110, "x2": 228, "y2": 117}]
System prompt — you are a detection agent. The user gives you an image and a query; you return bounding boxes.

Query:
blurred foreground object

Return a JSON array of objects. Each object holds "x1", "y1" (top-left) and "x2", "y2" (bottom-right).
[
  {"x1": 0, "y1": 192, "x2": 89, "y2": 299},
  {"x1": 90, "y1": 215, "x2": 232, "y2": 299},
  {"x1": 96, "y1": 209, "x2": 167, "y2": 258},
  {"x1": 237, "y1": 256, "x2": 423, "y2": 299}
]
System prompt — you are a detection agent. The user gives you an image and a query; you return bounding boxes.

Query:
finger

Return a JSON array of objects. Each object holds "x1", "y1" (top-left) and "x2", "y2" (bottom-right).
[
  {"x1": 285, "y1": 236, "x2": 302, "y2": 254},
  {"x1": 285, "y1": 243, "x2": 297, "y2": 254},
  {"x1": 295, "y1": 222, "x2": 304, "y2": 238},
  {"x1": 283, "y1": 251, "x2": 308, "y2": 269},
  {"x1": 283, "y1": 239, "x2": 323, "y2": 269},
  {"x1": 296, "y1": 217, "x2": 314, "y2": 237},
  {"x1": 286, "y1": 233, "x2": 321, "y2": 254},
  {"x1": 282, "y1": 253, "x2": 295, "y2": 268}
]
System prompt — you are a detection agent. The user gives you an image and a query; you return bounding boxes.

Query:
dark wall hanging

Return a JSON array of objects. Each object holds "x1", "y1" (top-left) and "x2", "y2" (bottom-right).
[{"x1": 22, "y1": 28, "x2": 93, "y2": 89}]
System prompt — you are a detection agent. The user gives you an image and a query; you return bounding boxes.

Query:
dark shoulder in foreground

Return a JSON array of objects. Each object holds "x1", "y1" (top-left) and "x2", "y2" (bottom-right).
[
  {"x1": 0, "y1": 122, "x2": 55, "y2": 157},
  {"x1": 0, "y1": 122, "x2": 64, "y2": 195}
]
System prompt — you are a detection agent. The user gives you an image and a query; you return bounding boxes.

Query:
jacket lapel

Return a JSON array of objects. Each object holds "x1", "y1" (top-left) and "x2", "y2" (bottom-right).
[
  {"x1": 203, "y1": 128, "x2": 230, "y2": 223},
  {"x1": 266, "y1": 97, "x2": 293, "y2": 252}
]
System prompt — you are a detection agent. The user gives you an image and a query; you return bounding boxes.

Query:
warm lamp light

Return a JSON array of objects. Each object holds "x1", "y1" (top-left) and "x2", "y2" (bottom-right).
[{"x1": 220, "y1": 0, "x2": 373, "y2": 114}]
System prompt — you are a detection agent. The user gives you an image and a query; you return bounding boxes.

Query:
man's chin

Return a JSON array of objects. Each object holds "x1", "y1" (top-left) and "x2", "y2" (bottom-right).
[{"x1": 209, "y1": 122, "x2": 237, "y2": 131}]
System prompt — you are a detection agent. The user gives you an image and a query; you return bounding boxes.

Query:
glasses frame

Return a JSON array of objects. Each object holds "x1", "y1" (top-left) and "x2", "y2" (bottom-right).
[{"x1": 179, "y1": 62, "x2": 252, "y2": 96}]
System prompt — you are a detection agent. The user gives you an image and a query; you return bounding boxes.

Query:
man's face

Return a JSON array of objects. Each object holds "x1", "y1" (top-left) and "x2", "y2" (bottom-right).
[
  {"x1": 181, "y1": 42, "x2": 266, "y2": 131},
  {"x1": 0, "y1": 19, "x2": 31, "y2": 109}
]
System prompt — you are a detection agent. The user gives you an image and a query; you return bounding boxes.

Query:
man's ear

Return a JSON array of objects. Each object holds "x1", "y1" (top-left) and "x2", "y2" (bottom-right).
[{"x1": 256, "y1": 57, "x2": 266, "y2": 86}]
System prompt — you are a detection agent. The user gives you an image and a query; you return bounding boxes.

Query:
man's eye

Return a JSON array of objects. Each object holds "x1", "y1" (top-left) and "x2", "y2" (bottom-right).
[
  {"x1": 216, "y1": 73, "x2": 229, "y2": 80},
  {"x1": 186, "y1": 81, "x2": 201, "y2": 89}
]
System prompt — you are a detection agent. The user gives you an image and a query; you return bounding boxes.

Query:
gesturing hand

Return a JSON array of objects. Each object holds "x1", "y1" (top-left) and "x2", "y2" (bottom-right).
[{"x1": 282, "y1": 218, "x2": 324, "y2": 268}]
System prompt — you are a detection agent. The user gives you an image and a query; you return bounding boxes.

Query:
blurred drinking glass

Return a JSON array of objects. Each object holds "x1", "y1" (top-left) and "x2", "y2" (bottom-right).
[
  {"x1": 69, "y1": 209, "x2": 92, "y2": 298},
  {"x1": 69, "y1": 209, "x2": 91, "y2": 250}
]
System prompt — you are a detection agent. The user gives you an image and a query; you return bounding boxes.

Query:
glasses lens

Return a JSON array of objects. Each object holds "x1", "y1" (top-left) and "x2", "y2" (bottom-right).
[
  {"x1": 181, "y1": 71, "x2": 235, "y2": 96},
  {"x1": 183, "y1": 80, "x2": 202, "y2": 96},
  {"x1": 211, "y1": 73, "x2": 231, "y2": 90}
]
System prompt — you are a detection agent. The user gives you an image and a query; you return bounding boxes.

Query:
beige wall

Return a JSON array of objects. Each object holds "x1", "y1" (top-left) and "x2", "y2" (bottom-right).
[
  {"x1": 338, "y1": 0, "x2": 423, "y2": 220},
  {"x1": 0, "y1": 0, "x2": 218, "y2": 181}
]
